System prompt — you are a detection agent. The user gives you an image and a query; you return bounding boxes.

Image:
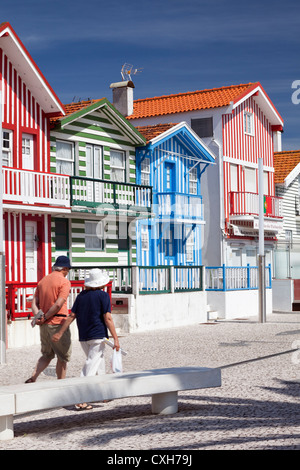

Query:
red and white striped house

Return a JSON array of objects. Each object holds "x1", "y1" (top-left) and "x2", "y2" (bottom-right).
[
  {"x1": 127, "y1": 82, "x2": 284, "y2": 267},
  {"x1": 0, "y1": 22, "x2": 66, "y2": 285}
]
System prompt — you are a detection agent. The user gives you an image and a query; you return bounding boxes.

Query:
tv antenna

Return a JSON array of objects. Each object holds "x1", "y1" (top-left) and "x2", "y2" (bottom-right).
[{"x1": 121, "y1": 63, "x2": 143, "y2": 81}]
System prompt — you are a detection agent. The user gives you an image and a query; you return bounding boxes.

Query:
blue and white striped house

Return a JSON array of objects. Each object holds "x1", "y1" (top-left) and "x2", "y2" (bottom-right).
[{"x1": 134, "y1": 122, "x2": 215, "y2": 266}]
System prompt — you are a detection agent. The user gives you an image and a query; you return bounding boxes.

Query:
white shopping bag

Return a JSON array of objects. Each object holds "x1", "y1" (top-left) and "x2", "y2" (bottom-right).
[{"x1": 111, "y1": 349, "x2": 123, "y2": 373}]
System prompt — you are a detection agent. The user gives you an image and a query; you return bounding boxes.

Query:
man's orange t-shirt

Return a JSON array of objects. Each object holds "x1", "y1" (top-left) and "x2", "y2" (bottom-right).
[{"x1": 34, "y1": 271, "x2": 71, "y2": 325}]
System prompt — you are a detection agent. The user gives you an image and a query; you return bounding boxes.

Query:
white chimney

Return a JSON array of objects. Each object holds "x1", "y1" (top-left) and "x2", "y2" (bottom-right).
[{"x1": 110, "y1": 80, "x2": 134, "y2": 117}]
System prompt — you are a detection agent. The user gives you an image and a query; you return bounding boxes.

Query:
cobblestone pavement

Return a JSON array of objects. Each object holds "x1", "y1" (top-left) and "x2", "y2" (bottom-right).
[{"x1": 0, "y1": 312, "x2": 300, "y2": 451}]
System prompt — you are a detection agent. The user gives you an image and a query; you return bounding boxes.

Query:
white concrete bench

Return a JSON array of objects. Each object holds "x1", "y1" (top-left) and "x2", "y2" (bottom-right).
[{"x1": 0, "y1": 366, "x2": 221, "y2": 440}]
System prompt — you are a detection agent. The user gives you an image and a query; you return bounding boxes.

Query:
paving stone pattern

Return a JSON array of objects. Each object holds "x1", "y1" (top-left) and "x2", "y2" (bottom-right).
[{"x1": 0, "y1": 312, "x2": 300, "y2": 450}]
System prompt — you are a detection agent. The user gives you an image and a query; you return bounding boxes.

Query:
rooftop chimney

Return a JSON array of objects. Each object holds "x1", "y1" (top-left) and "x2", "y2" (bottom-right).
[{"x1": 110, "y1": 80, "x2": 134, "y2": 117}]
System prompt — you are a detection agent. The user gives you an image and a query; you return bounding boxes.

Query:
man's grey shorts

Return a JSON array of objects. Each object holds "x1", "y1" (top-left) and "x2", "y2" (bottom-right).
[{"x1": 40, "y1": 324, "x2": 72, "y2": 363}]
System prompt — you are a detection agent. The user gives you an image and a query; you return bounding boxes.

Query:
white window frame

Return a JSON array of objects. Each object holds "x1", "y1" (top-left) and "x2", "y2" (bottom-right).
[
  {"x1": 141, "y1": 226, "x2": 149, "y2": 251},
  {"x1": 86, "y1": 144, "x2": 103, "y2": 179},
  {"x1": 244, "y1": 111, "x2": 254, "y2": 136},
  {"x1": 56, "y1": 140, "x2": 75, "y2": 175},
  {"x1": 110, "y1": 149, "x2": 126, "y2": 182},
  {"x1": 2, "y1": 129, "x2": 13, "y2": 167},
  {"x1": 22, "y1": 133, "x2": 34, "y2": 170},
  {"x1": 85, "y1": 220, "x2": 104, "y2": 251},
  {"x1": 141, "y1": 157, "x2": 150, "y2": 186},
  {"x1": 186, "y1": 227, "x2": 195, "y2": 262},
  {"x1": 244, "y1": 167, "x2": 256, "y2": 193},
  {"x1": 230, "y1": 164, "x2": 238, "y2": 192},
  {"x1": 189, "y1": 166, "x2": 198, "y2": 194}
]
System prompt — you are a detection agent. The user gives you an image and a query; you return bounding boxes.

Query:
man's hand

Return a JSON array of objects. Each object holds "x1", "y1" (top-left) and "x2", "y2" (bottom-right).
[{"x1": 52, "y1": 332, "x2": 62, "y2": 343}]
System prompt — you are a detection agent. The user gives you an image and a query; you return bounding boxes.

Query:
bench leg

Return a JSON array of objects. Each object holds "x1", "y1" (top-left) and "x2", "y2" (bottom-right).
[
  {"x1": 0, "y1": 415, "x2": 14, "y2": 440},
  {"x1": 151, "y1": 391, "x2": 178, "y2": 415}
]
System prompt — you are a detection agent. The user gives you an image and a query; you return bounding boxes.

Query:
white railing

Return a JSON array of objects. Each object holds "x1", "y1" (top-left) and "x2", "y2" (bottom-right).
[
  {"x1": 3, "y1": 167, "x2": 70, "y2": 206},
  {"x1": 156, "y1": 192, "x2": 203, "y2": 220},
  {"x1": 229, "y1": 192, "x2": 283, "y2": 218},
  {"x1": 205, "y1": 264, "x2": 272, "y2": 291}
]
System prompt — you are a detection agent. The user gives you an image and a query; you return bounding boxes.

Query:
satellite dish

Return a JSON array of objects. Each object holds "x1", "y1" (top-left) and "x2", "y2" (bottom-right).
[{"x1": 121, "y1": 63, "x2": 143, "y2": 81}]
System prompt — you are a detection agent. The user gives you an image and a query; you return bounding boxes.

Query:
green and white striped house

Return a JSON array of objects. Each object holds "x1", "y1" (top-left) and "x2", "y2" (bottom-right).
[{"x1": 49, "y1": 97, "x2": 151, "y2": 270}]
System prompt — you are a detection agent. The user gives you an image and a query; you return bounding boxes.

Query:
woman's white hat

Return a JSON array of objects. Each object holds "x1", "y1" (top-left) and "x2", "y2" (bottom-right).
[{"x1": 84, "y1": 269, "x2": 110, "y2": 288}]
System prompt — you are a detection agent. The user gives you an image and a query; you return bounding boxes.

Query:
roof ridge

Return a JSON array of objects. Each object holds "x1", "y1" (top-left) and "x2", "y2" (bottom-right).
[
  {"x1": 133, "y1": 82, "x2": 257, "y2": 103},
  {"x1": 274, "y1": 149, "x2": 300, "y2": 154}
]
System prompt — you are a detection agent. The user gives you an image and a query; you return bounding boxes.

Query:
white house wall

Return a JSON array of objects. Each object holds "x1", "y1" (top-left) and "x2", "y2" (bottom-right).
[{"x1": 276, "y1": 180, "x2": 300, "y2": 242}]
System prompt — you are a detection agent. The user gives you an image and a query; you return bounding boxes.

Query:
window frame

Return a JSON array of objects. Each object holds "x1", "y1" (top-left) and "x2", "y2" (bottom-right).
[
  {"x1": 110, "y1": 149, "x2": 126, "y2": 182},
  {"x1": 244, "y1": 111, "x2": 254, "y2": 136},
  {"x1": 189, "y1": 166, "x2": 198, "y2": 194},
  {"x1": 86, "y1": 144, "x2": 103, "y2": 180},
  {"x1": 56, "y1": 140, "x2": 75, "y2": 176},
  {"x1": 2, "y1": 129, "x2": 13, "y2": 167},
  {"x1": 85, "y1": 220, "x2": 104, "y2": 251},
  {"x1": 141, "y1": 157, "x2": 150, "y2": 186},
  {"x1": 185, "y1": 226, "x2": 195, "y2": 263}
]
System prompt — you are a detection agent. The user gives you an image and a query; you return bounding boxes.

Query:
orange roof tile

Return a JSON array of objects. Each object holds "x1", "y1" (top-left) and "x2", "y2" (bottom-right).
[
  {"x1": 274, "y1": 150, "x2": 300, "y2": 184},
  {"x1": 128, "y1": 83, "x2": 259, "y2": 120},
  {"x1": 135, "y1": 123, "x2": 178, "y2": 142},
  {"x1": 50, "y1": 99, "x2": 103, "y2": 126}
]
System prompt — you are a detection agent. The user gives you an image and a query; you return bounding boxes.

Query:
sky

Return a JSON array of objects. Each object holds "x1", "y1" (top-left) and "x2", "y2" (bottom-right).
[{"x1": 2, "y1": 0, "x2": 300, "y2": 150}]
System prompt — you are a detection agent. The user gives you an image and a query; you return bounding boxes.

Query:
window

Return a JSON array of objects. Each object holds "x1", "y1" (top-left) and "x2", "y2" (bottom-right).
[
  {"x1": 141, "y1": 226, "x2": 149, "y2": 251},
  {"x1": 56, "y1": 140, "x2": 74, "y2": 175},
  {"x1": 2, "y1": 130, "x2": 13, "y2": 166},
  {"x1": 141, "y1": 157, "x2": 150, "y2": 186},
  {"x1": 189, "y1": 166, "x2": 197, "y2": 194},
  {"x1": 186, "y1": 227, "x2": 195, "y2": 262},
  {"x1": 285, "y1": 230, "x2": 292, "y2": 247},
  {"x1": 245, "y1": 167, "x2": 256, "y2": 192},
  {"x1": 163, "y1": 225, "x2": 174, "y2": 257},
  {"x1": 55, "y1": 219, "x2": 69, "y2": 250},
  {"x1": 191, "y1": 117, "x2": 213, "y2": 138},
  {"x1": 85, "y1": 221, "x2": 104, "y2": 250},
  {"x1": 244, "y1": 112, "x2": 254, "y2": 135},
  {"x1": 110, "y1": 150, "x2": 125, "y2": 182},
  {"x1": 263, "y1": 171, "x2": 269, "y2": 195},
  {"x1": 22, "y1": 134, "x2": 34, "y2": 170},
  {"x1": 86, "y1": 145, "x2": 102, "y2": 179},
  {"x1": 230, "y1": 164, "x2": 238, "y2": 192}
]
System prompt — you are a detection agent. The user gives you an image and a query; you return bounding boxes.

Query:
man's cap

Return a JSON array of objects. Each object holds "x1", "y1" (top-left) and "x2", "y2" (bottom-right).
[{"x1": 53, "y1": 255, "x2": 72, "y2": 269}]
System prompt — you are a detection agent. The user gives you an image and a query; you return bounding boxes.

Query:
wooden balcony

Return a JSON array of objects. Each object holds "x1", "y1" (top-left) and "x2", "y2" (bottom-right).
[
  {"x1": 70, "y1": 176, "x2": 152, "y2": 217},
  {"x1": 3, "y1": 167, "x2": 71, "y2": 212},
  {"x1": 156, "y1": 192, "x2": 203, "y2": 222}
]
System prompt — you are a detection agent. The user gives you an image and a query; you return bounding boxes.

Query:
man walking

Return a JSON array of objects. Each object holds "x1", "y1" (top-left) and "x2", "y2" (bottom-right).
[{"x1": 25, "y1": 256, "x2": 72, "y2": 382}]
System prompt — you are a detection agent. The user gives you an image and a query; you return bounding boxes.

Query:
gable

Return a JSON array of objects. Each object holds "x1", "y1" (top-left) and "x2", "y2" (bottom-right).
[
  {"x1": 274, "y1": 150, "x2": 300, "y2": 187},
  {"x1": 0, "y1": 22, "x2": 64, "y2": 115},
  {"x1": 137, "y1": 122, "x2": 215, "y2": 164},
  {"x1": 51, "y1": 98, "x2": 146, "y2": 147}
]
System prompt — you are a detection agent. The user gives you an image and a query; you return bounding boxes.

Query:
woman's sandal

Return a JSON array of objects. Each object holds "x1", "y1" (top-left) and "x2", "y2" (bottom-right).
[
  {"x1": 25, "y1": 378, "x2": 35, "y2": 383},
  {"x1": 75, "y1": 403, "x2": 93, "y2": 411}
]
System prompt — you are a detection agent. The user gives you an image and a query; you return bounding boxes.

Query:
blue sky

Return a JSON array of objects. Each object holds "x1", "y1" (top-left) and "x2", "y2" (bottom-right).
[{"x1": 2, "y1": 0, "x2": 300, "y2": 150}]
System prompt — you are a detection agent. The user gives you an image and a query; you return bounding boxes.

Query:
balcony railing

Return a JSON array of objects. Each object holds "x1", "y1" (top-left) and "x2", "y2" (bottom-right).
[
  {"x1": 229, "y1": 192, "x2": 283, "y2": 218},
  {"x1": 206, "y1": 264, "x2": 272, "y2": 291},
  {"x1": 2, "y1": 169, "x2": 152, "y2": 213},
  {"x1": 6, "y1": 265, "x2": 204, "y2": 319},
  {"x1": 156, "y1": 192, "x2": 203, "y2": 220},
  {"x1": 70, "y1": 176, "x2": 152, "y2": 211},
  {"x1": 3, "y1": 167, "x2": 70, "y2": 207}
]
